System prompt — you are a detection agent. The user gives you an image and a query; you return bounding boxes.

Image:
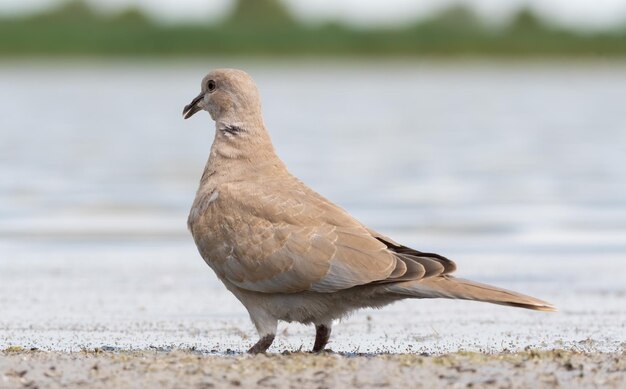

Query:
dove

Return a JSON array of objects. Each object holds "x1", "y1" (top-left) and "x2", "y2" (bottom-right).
[{"x1": 183, "y1": 68, "x2": 555, "y2": 354}]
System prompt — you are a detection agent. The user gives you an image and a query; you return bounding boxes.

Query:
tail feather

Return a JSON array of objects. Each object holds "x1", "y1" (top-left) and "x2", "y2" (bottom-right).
[{"x1": 388, "y1": 276, "x2": 556, "y2": 312}]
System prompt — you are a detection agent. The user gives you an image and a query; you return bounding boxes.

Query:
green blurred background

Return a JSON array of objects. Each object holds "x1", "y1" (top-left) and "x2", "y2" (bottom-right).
[{"x1": 1, "y1": 0, "x2": 626, "y2": 57}]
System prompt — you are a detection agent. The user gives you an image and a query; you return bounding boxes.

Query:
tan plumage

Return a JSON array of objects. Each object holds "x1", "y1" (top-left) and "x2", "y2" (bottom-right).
[{"x1": 183, "y1": 68, "x2": 555, "y2": 354}]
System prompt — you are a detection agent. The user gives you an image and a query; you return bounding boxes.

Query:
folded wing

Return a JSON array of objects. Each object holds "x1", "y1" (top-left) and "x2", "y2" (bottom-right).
[{"x1": 207, "y1": 179, "x2": 457, "y2": 294}]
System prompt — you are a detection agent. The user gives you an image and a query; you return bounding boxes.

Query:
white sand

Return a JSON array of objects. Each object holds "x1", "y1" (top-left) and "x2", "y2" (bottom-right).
[{"x1": 0, "y1": 239, "x2": 623, "y2": 354}]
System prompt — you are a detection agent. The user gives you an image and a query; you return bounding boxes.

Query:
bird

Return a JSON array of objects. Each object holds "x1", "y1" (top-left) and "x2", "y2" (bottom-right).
[{"x1": 182, "y1": 68, "x2": 555, "y2": 354}]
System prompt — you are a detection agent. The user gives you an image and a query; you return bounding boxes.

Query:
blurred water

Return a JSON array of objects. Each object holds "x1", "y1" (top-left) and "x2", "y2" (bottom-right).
[{"x1": 0, "y1": 61, "x2": 624, "y2": 352}]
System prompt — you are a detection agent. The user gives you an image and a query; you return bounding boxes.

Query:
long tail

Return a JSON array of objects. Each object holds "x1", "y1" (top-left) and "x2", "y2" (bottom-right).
[{"x1": 387, "y1": 276, "x2": 556, "y2": 312}]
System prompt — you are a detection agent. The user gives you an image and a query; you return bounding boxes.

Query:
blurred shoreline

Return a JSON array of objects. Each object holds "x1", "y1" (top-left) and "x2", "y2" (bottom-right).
[
  {"x1": 2, "y1": 0, "x2": 626, "y2": 58},
  {"x1": 2, "y1": 56, "x2": 626, "y2": 68}
]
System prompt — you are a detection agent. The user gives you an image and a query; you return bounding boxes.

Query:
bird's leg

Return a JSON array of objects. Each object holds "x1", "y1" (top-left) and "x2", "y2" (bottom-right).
[
  {"x1": 247, "y1": 308, "x2": 277, "y2": 354},
  {"x1": 248, "y1": 334, "x2": 275, "y2": 354},
  {"x1": 312, "y1": 322, "x2": 332, "y2": 352}
]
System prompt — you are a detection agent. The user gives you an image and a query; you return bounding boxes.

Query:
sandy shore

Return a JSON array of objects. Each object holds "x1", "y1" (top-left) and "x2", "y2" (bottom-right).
[{"x1": 1, "y1": 349, "x2": 624, "y2": 388}]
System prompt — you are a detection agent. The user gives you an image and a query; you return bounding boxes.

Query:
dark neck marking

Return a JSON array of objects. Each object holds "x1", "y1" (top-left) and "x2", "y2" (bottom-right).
[{"x1": 221, "y1": 125, "x2": 245, "y2": 136}]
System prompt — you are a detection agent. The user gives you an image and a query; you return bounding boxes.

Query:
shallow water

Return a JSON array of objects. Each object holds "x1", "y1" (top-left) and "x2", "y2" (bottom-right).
[{"x1": 0, "y1": 60, "x2": 625, "y2": 353}]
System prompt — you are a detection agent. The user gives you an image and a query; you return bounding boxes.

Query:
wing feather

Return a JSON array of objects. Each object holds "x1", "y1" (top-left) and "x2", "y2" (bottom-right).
[
  {"x1": 194, "y1": 176, "x2": 459, "y2": 295},
  {"x1": 204, "y1": 180, "x2": 396, "y2": 293}
]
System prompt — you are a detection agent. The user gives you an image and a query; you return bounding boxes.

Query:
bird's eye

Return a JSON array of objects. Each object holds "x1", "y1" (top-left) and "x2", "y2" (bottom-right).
[{"x1": 207, "y1": 80, "x2": 216, "y2": 92}]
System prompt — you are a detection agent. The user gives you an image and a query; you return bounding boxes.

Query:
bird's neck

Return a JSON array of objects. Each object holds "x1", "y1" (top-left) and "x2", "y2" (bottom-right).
[{"x1": 201, "y1": 119, "x2": 286, "y2": 186}]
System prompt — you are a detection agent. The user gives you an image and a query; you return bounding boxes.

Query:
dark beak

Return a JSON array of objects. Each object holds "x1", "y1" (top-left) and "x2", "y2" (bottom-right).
[{"x1": 182, "y1": 92, "x2": 204, "y2": 119}]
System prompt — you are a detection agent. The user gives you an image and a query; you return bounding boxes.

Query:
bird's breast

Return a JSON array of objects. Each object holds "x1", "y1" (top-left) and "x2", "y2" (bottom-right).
[{"x1": 188, "y1": 187, "x2": 220, "y2": 232}]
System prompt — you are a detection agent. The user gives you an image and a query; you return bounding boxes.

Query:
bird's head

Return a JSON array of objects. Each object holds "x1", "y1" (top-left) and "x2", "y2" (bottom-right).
[{"x1": 182, "y1": 68, "x2": 262, "y2": 125}]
